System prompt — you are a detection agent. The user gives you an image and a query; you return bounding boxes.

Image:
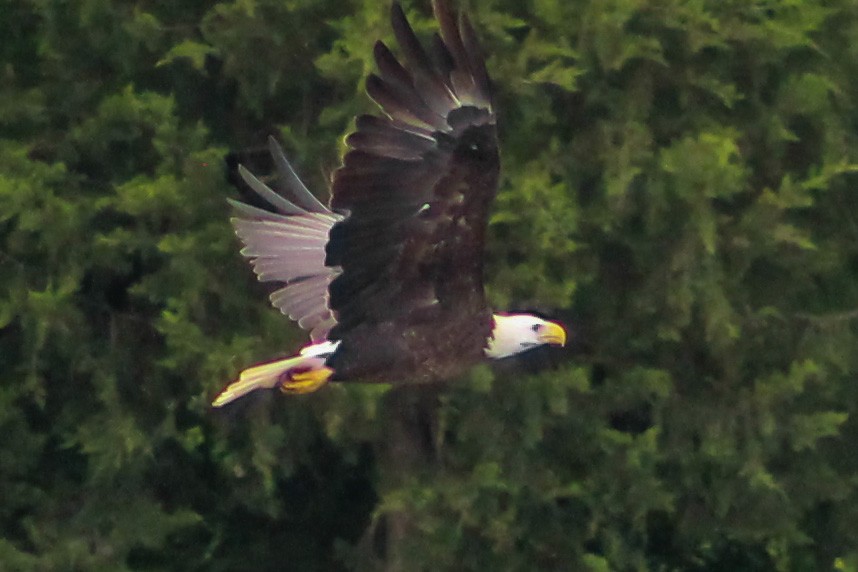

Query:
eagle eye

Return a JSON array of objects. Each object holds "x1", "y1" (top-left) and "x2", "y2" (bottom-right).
[{"x1": 531, "y1": 324, "x2": 541, "y2": 332}]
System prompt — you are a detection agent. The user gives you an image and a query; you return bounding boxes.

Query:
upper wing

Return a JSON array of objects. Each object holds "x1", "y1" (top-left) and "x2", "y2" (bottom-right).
[
  {"x1": 325, "y1": 0, "x2": 499, "y2": 340},
  {"x1": 230, "y1": 137, "x2": 343, "y2": 342}
]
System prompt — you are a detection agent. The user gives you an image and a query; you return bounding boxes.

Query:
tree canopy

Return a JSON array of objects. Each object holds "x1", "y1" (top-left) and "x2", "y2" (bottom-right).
[{"x1": 2, "y1": 0, "x2": 858, "y2": 570}]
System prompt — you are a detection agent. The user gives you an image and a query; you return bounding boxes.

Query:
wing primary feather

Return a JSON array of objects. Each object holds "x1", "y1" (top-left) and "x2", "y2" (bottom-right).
[
  {"x1": 234, "y1": 214, "x2": 328, "y2": 232},
  {"x1": 374, "y1": 40, "x2": 450, "y2": 121},
  {"x1": 390, "y1": 3, "x2": 437, "y2": 79},
  {"x1": 238, "y1": 164, "x2": 306, "y2": 215},
  {"x1": 459, "y1": 14, "x2": 493, "y2": 108},
  {"x1": 433, "y1": 0, "x2": 479, "y2": 104},
  {"x1": 430, "y1": 32, "x2": 455, "y2": 78},
  {"x1": 268, "y1": 136, "x2": 331, "y2": 214},
  {"x1": 346, "y1": 131, "x2": 435, "y2": 161},
  {"x1": 355, "y1": 114, "x2": 435, "y2": 141},
  {"x1": 235, "y1": 217, "x2": 330, "y2": 236},
  {"x1": 227, "y1": 199, "x2": 294, "y2": 222},
  {"x1": 432, "y1": 0, "x2": 471, "y2": 77},
  {"x1": 366, "y1": 74, "x2": 439, "y2": 130},
  {"x1": 390, "y1": 2, "x2": 459, "y2": 112},
  {"x1": 373, "y1": 41, "x2": 416, "y2": 92}
]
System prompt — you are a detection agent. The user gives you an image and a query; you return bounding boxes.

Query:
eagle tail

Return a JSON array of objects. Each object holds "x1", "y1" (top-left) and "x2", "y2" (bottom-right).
[{"x1": 212, "y1": 354, "x2": 332, "y2": 407}]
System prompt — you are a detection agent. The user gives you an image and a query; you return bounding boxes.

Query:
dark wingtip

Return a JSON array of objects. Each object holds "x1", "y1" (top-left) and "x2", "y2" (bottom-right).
[
  {"x1": 390, "y1": 2, "x2": 406, "y2": 28},
  {"x1": 266, "y1": 136, "x2": 331, "y2": 214},
  {"x1": 431, "y1": 0, "x2": 454, "y2": 19}
]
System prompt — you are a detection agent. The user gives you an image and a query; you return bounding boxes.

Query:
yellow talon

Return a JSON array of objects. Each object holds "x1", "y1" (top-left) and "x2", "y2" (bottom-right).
[{"x1": 279, "y1": 367, "x2": 334, "y2": 395}]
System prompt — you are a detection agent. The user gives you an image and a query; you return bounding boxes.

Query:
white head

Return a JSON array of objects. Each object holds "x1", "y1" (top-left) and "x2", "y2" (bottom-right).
[{"x1": 485, "y1": 313, "x2": 567, "y2": 359}]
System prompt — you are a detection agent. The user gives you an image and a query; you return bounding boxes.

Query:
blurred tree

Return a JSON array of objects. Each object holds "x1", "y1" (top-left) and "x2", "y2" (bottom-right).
[{"x1": 1, "y1": 0, "x2": 857, "y2": 570}]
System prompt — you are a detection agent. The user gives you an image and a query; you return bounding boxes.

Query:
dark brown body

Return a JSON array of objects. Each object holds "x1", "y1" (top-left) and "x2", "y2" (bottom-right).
[{"x1": 327, "y1": 307, "x2": 492, "y2": 384}]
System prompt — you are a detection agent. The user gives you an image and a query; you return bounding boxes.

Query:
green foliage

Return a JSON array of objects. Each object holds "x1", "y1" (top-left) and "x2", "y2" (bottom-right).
[{"x1": 2, "y1": 0, "x2": 858, "y2": 570}]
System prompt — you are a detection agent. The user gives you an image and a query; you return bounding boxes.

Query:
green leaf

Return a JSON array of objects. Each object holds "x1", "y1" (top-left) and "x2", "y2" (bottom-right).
[{"x1": 158, "y1": 40, "x2": 218, "y2": 70}]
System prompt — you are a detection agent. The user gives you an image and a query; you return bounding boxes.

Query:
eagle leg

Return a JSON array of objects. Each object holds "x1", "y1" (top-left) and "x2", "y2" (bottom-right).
[{"x1": 279, "y1": 366, "x2": 334, "y2": 394}]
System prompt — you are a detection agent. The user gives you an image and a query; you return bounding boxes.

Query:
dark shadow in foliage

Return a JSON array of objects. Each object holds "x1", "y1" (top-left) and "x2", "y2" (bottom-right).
[{"x1": 130, "y1": 436, "x2": 376, "y2": 572}]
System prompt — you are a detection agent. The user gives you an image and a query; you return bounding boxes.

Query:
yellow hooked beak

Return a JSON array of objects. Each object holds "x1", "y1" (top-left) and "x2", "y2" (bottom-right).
[{"x1": 539, "y1": 321, "x2": 567, "y2": 347}]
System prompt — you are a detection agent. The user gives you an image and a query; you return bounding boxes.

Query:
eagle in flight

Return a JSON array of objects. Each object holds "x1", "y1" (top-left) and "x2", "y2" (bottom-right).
[{"x1": 213, "y1": 0, "x2": 566, "y2": 407}]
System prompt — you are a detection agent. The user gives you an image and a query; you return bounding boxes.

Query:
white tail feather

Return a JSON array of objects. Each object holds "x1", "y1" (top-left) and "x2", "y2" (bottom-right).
[
  {"x1": 212, "y1": 341, "x2": 339, "y2": 407},
  {"x1": 212, "y1": 356, "x2": 302, "y2": 407}
]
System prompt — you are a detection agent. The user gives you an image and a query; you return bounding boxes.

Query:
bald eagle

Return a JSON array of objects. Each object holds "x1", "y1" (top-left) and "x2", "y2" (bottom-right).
[{"x1": 213, "y1": 0, "x2": 566, "y2": 407}]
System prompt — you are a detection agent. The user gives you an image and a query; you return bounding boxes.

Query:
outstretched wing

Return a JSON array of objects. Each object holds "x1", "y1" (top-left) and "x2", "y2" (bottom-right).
[
  {"x1": 230, "y1": 137, "x2": 343, "y2": 342},
  {"x1": 325, "y1": 0, "x2": 499, "y2": 343}
]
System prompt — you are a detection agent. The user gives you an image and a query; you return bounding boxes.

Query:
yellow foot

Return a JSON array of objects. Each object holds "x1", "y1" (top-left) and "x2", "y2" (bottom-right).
[{"x1": 279, "y1": 366, "x2": 334, "y2": 395}]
